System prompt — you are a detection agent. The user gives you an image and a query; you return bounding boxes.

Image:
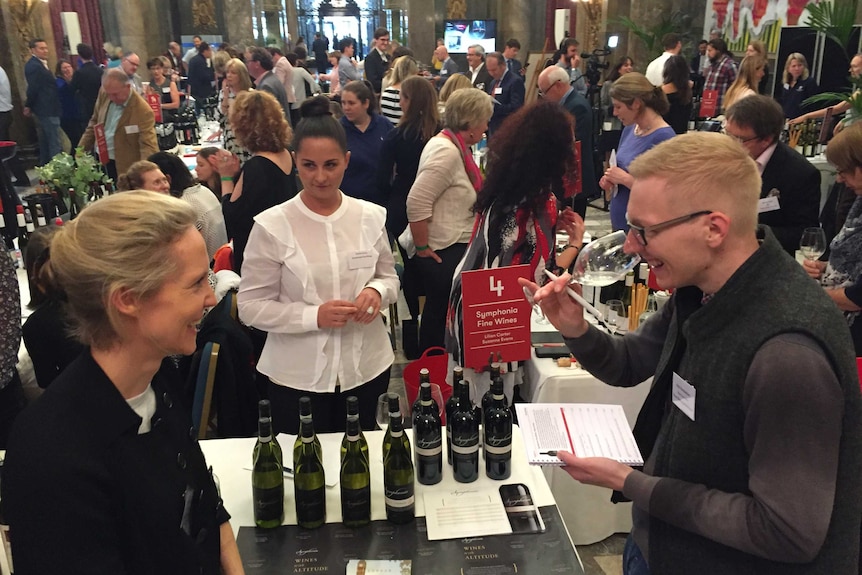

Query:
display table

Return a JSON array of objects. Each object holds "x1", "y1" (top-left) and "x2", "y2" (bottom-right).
[
  {"x1": 524, "y1": 314, "x2": 651, "y2": 545},
  {"x1": 200, "y1": 428, "x2": 585, "y2": 574}
]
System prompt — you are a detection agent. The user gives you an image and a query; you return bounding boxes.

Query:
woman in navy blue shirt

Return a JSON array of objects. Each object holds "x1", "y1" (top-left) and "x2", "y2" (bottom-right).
[
  {"x1": 339, "y1": 80, "x2": 393, "y2": 205},
  {"x1": 781, "y1": 52, "x2": 819, "y2": 119}
]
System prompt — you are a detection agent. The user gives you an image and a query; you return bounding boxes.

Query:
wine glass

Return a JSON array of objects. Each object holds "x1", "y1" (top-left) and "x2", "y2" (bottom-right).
[
  {"x1": 375, "y1": 392, "x2": 407, "y2": 431},
  {"x1": 429, "y1": 383, "x2": 446, "y2": 422},
  {"x1": 524, "y1": 230, "x2": 641, "y2": 326},
  {"x1": 799, "y1": 227, "x2": 827, "y2": 261},
  {"x1": 606, "y1": 300, "x2": 627, "y2": 335}
]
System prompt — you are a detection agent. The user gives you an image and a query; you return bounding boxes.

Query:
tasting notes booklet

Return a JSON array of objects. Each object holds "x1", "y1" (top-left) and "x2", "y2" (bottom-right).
[{"x1": 515, "y1": 403, "x2": 643, "y2": 466}]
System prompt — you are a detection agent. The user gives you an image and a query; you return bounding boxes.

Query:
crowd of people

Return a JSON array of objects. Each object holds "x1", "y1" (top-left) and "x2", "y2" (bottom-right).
[{"x1": 2, "y1": 25, "x2": 862, "y2": 575}]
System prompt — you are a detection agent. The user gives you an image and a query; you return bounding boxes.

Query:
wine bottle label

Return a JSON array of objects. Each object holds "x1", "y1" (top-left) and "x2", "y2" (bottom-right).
[
  {"x1": 414, "y1": 436, "x2": 442, "y2": 456},
  {"x1": 451, "y1": 442, "x2": 479, "y2": 455},
  {"x1": 346, "y1": 432, "x2": 359, "y2": 441},
  {"x1": 301, "y1": 435, "x2": 315, "y2": 443},
  {"x1": 253, "y1": 486, "x2": 284, "y2": 521},
  {"x1": 391, "y1": 429, "x2": 403, "y2": 437},
  {"x1": 296, "y1": 486, "x2": 325, "y2": 521},
  {"x1": 341, "y1": 486, "x2": 371, "y2": 522},
  {"x1": 384, "y1": 485, "x2": 415, "y2": 508},
  {"x1": 483, "y1": 441, "x2": 512, "y2": 455}
]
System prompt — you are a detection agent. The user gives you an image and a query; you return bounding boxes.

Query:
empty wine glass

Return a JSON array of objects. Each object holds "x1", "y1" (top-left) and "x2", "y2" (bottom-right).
[
  {"x1": 606, "y1": 300, "x2": 627, "y2": 335},
  {"x1": 375, "y1": 392, "x2": 407, "y2": 431},
  {"x1": 523, "y1": 230, "x2": 641, "y2": 326},
  {"x1": 799, "y1": 227, "x2": 827, "y2": 261}
]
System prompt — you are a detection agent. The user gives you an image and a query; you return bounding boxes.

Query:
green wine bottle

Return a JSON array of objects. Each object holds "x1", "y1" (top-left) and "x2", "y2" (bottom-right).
[
  {"x1": 294, "y1": 396, "x2": 322, "y2": 463},
  {"x1": 381, "y1": 393, "x2": 408, "y2": 462},
  {"x1": 383, "y1": 406, "x2": 415, "y2": 524},
  {"x1": 340, "y1": 415, "x2": 371, "y2": 527},
  {"x1": 252, "y1": 416, "x2": 284, "y2": 528},
  {"x1": 253, "y1": 400, "x2": 282, "y2": 465},
  {"x1": 293, "y1": 403, "x2": 326, "y2": 529},
  {"x1": 340, "y1": 396, "x2": 369, "y2": 464}
]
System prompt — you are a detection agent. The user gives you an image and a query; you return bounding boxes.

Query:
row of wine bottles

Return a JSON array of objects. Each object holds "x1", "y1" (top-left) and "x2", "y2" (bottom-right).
[{"x1": 250, "y1": 362, "x2": 516, "y2": 530}]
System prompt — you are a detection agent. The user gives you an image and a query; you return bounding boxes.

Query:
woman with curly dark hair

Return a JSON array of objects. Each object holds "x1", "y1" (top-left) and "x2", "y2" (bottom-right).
[
  {"x1": 445, "y1": 100, "x2": 580, "y2": 401},
  {"x1": 219, "y1": 89, "x2": 297, "y2": 274}
]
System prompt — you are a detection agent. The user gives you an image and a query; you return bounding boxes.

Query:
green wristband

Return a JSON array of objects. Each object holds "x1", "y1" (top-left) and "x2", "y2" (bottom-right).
[
  {"x1": 220, "y1": 176, "x2": 233, "y2": 182},
  {"x1": 415, "y1": 244, "x2": 430, "y2": 251}
]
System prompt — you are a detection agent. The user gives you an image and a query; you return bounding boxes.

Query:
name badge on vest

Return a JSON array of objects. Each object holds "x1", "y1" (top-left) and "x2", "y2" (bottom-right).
[
  {"x1": 672, "y1": 372, "x2": 696, "y2": 421},
  {"x1": 348, "y1": 250, "x2": 374, "y2": 269}
]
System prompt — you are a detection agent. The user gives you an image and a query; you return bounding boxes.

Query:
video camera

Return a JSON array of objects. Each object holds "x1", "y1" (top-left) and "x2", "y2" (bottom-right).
[{"x1": 581, "y1": 48, "x2": 612, "y2": 87}]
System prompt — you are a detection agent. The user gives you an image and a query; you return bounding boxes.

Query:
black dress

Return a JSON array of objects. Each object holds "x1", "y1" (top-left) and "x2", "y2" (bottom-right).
[
  {"x1": 663, "y1": 91, "x2": 693, "y2": 135},
  {"x1": 2, "y1": 352, "x2": 229, "y2": 574},
  {"x1": 221, "y1": 155, "x2": 297, "y2": 274}
]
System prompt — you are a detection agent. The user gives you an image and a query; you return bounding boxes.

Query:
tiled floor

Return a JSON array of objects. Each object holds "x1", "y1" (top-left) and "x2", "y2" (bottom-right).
[{"x1": 388, "y1": 199, "x2": 624, "y2": 575}]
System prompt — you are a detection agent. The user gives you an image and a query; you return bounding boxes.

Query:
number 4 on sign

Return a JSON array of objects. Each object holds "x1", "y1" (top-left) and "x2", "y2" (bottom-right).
[{"x1": 489, "y1": 275, "x2": 504, "y2": 297}]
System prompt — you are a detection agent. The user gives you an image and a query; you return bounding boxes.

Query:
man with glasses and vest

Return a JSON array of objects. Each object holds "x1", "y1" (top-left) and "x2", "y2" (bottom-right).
[{"x1": 522, "y1": 131, "x2": 861, "y2": 575}]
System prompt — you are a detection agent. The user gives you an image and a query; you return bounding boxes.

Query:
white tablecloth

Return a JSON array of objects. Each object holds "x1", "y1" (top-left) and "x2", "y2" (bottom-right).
[
  {"x1": 808, "y1": 153, "x2": 836, "y2": 212},
  {"x1": 200, "y1": 427, "x2": 567, "y2": 542},
  {"x1": 524, "y1": 313, "x2": 651, "y2": 545}
]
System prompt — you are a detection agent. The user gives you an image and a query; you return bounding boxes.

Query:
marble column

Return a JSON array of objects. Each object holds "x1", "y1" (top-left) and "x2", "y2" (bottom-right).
[
  {"x1": 407, "y1": 0, "x2": 436, "y2": 65},
  {"x1": 222, "y1": 0, "x2": 254, "y2": 47},
  {"x1": 501, "y1": 0, "x2": 530, "y2": 51}
]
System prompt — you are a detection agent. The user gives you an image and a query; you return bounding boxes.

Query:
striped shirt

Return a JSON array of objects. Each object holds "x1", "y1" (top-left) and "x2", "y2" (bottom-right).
[{"x1": 380, "y1": 87, "x2": 402, "y2": 126}]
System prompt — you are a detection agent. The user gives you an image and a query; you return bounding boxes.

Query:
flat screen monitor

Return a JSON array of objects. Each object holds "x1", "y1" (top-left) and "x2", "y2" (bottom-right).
[{"x1": 444, "y1": 20, "x2": 497, "y2": 54}]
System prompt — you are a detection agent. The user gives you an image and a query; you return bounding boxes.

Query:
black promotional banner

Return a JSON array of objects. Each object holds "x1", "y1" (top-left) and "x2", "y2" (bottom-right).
[{"x1": 237, "y1": 506, "x2": 584, "y2": 574}]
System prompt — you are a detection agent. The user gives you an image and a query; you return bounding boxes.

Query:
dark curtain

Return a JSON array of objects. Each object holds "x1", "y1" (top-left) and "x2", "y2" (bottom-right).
[{"x1": 49, "y1": 0, "x2": 106, "y2": 64}]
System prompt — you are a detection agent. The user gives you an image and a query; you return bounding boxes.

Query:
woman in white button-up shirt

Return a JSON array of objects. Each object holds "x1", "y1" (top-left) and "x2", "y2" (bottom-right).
[{"x1": 238, "y1": 95, "x2": 399, "y2": 434}]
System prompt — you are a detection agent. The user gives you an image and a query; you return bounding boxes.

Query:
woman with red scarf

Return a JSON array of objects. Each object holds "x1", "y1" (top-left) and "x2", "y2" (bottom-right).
[
  {"x1": 406, "y1": 88, "x2": 494, "y2": 353},
  {"x1": 444, "y1": 101, "x2": 578, "y2": 401}
]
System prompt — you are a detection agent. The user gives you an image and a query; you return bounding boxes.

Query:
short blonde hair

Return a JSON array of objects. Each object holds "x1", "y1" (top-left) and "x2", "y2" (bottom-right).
[
  {"x1": 49, "y1": 191, "x2": 197, "y2": 348},
  {"x1": 230, "y1": 90, "x2": 293, "y2": 153},
  {"x1": 443, "y1": 87, "x2": 493, "y2": 131},
  {"x1": 610, "y1": 72, "x2": 669, "y2": 115},
  {"x1": 439, "y1": 73, "x2": 474, "y2": 104},
  {"x1": 389, "y1": 55, "x2": 419, "y2": 86},
  {"x1": 225, "y1": 58, "x2": 253, "y2": 92},
  {"x1": 826, "y1": 123, "x2": 862, "y2": 174},
  {"x1": 628, "y1": 132, "x2": 761, "y2": 235},
  {"x1": 212, "y1": 50, "x2": 231, "y2": 76}
]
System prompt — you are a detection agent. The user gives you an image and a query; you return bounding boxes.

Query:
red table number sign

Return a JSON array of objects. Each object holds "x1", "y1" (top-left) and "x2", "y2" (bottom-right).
[
  {"x1": 93, "y1": 124, "x2": 109, "y2": 165},
  {"x1": 146, "y1": 92, "x2": 163, "y2": 123},
  {"x1": 699, "y1": 89, "x2": 718, "y2": 118},
  {"x1": 460, "y1": 264, "x2": 532, "y2": 370}
]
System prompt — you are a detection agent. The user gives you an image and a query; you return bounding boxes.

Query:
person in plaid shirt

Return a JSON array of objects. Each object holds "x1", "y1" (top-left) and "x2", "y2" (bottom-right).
[{"x1": 704, "y1": 38, "x2": 737, "y2": 113}]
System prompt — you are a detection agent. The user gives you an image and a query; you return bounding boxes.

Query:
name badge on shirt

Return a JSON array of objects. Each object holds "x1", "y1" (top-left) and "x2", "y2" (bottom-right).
[
  {"x1": 758, "y1": 196, "x2": 780, "y2": 213},
  {"x1": 348, "y1": 250, "x2": 374, "y2": 270},
  {"x1": 162, "y1": 87, "x2": 171, "y2": 93},
  {"x1": 672, "y1": 372, "x2": 696, "y2": 421},
  {"x1": 494, "y1": 86, "x2": 503, "y2": 95},
  {"x1": 125, "y1": 124, "x2": 140, "y2": 135}
]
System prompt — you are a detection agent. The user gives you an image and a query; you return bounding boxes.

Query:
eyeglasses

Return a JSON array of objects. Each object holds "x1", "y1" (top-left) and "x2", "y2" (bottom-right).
[
  {"x1": 538, "y1": 79, "x2": 561, "y2": 98},
  {"x1": 723, "y1": 130, "x2": 759, "y2": 144},
  {"x1": 627, "y1": 210, "x2": 713, "y2": 246}
]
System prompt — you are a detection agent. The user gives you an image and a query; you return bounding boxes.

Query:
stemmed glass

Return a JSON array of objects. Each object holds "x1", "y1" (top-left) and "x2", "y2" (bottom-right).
[
  {"x1": 524, "y1": 230, "x2": 641, "y2": 325},
  {"x1": 799, "y1": 227, "x2": 827, "y2": 262},
  {"x1": 375, "y1": 392, "x2": 408, "y2": 432}
]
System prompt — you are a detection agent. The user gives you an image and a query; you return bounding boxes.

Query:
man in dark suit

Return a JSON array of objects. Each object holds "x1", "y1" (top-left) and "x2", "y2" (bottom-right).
[
  {"x1": 312, "y1": 33, "x2": 330, "y2": 73},
  {"x1": 466, "y1": 44, "x2": 492, "y2": 91},
  {"x1": 433, "y1": 45, "x2": 460, "y2": 88},
  {"x1": 164, "y1": 42, "x2": 185, "y2": 75},
  {"x1": 725, "y1": 95, "x2": 820, "y2": 255},
  {"x1": 503, "y1": 38, "x2": 524, "y2": 79},
  {"x1": 187, "y1": 42, "x2": 214, "y2": 115},
  {"x1": 538, "y1": 65, "x2": 597, "y2": 217},
  {"x1": 485, "y1": 52, "x2": 525, "y2": 137},
  {"x1": 246, "y1": 47, "x2": 290, "y2": 119},
  {"x1": 364, "y1": 27, "x2": 390, "y2": 94},
  {"x1": 71, "y1": 43, "x2": 103, "y2": 122},
  {"x1": 23, "y1": 38, "x2": 62, "y2": 165}
]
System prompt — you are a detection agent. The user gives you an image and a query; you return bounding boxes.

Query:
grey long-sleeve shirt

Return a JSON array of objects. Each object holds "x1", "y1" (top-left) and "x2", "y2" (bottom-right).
[{"x1": 564, "y1": 299, "x2": 843, "y2": 564}]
